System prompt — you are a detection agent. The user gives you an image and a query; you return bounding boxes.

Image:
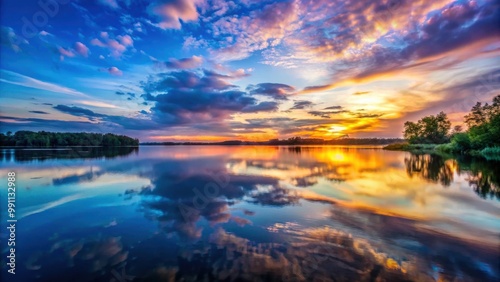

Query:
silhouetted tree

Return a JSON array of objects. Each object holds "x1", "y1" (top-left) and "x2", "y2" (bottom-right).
[
  {"x1": 464, "y1": 95, "x2": 500, "y2": 149},
  {"x1": 404, "y1": 112, "x2": 451, "y2": 144},
  {"x1": 0, "y1": 131, "x2": 139, "y2": 147}
]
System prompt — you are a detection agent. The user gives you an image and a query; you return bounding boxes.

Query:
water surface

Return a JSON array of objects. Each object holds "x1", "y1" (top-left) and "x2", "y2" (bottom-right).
[{"x1": 0, "y1": 146, "x2": 499, "y2": 281}]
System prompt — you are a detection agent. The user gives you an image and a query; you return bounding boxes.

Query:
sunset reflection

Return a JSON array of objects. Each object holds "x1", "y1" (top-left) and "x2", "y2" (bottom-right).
[{"x1": 1, "y1": 146, "x2": 498, "y2": 281}]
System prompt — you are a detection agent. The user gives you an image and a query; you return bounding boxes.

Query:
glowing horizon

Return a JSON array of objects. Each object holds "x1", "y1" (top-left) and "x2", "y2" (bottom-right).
[{"x1": 1, "y1": 0, "x2": 499, "y2": 142}]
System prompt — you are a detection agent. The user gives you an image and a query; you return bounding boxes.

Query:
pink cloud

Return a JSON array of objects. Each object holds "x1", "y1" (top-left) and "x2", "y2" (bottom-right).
[
  {"x1": 157, "y1": 55, "x2": 203, "y2": 69},
  {"x1": 90, "y1": 33, "x2": 133, "y2": 58},
  {"x1": 117, "y1": 34, "x2": 133, "y2": 46},
  {"x1": 107, "y1": 67, "x2": 123, "y2": 76},
  {"x1": 147, "y1": 0, "x2": 202, "y2": 29},
  {"x1": 209, "y1": 1, "x2": 299, "y2": 61},
  {"x1": 90, "y1": 38, "x2": 106, "y2": 47},
  {"x1": 58, "y1": 47, "x2": 75, "y2": 61},
  {"x1": 74, "y1": 42, "x2": 89, "y2": 57},
  {"x1": 107, "y1": 40, "x2": 127, "y2": 52}
]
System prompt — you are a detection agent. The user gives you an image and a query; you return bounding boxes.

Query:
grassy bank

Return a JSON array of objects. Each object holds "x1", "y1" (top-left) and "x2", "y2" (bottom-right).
[
  {"x1": 383, "y1": 142, "x2": 500, "y2": 160},
  {"x1": 383, "y1": 143, "x2": 439, "y2": 154}
]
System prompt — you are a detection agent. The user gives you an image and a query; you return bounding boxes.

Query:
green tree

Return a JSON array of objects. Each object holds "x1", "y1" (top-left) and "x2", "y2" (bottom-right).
[
  {"x1": 465, "y1": 95, "x2": 500, "y2": 149},
  {"x1": 404, "y1": 112, "x2": 451, "y2": 144},
  {"x1": 465, "y1": 102, "x2": 486, "y2": 128}
]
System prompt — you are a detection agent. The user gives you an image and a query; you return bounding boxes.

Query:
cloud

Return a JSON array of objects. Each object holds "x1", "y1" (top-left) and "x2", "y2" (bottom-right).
[
  {"x1": 53, "y1": 105, "x2": 106, "y2": 119},
  {"x1": 203, "y1": 68, "x2": 250, "y2": 79},
  {"x1": 90, "y1": 33, "x2": 134, "y2": 58},
  {"x1": 51, "y1": 104, "x2": 161, "y2": 130},
  {"x1": 324, "y1": 106, "x2": 342, "y2": 110},
  {"x1": 299, "y1": 0, "x2": 500, "y2": 92},
  {"x1": 1, "y1": 26, "x2": 28, "y2": 52},
  {"x1": 147, "y1": 0, "x2": 203, "y2": 29},
  {"x1": 241, "y1": 101, "x2": 279, "y2": 112},
  {"x1": 247, "y1": 83, "x2": 295, "y2": 100},
  {"x1": 115, "y1": 91, "x2": 136, "y2": 98},
  {"x1": 98, "y1": 0, "x2": 119, "y2": 9},
  {"x1": 38, "y1": 30, "x2": 51, "y2": 36},
  {"x1": 155, "y1": 55, "x2": 203, "y2": 69},
  {"x1": 58, "y1": 47, "x2": 75, "y2": 60},
  {"x1": 141, "y1": 70, "x2": 284, "y2": 126},
  {"x1": 182, "y1": 35, "x2": 208, "y2": 49},
  {"x1": 142, "y1": 70, "x2": 234, "y2": 93},
  {"x1": 0, "y1": 116, "x2": 96, "y2": 132},
  {"x1": 117, "y1": 34, "x2": 133, "y2": 46},
  {"x1": 107, "y1": 67, "x2": 123, "y2": 76},
  {"x1": 58, "y1": 42, "x2": 91, "y2": 60},
  {"x1": 308, "y1": 110, "x2": 349, "y2": 118},
  {"x1": 74, "y1": 42, "x2": 89, "y2": 57},
  {"x1": 208, "y1": 1, "x2": 299, "y2": 61},
  {"x1": 353, "y1": 91, "x2": 371, "y2": 95},
  {"x1": 290, "y1": 100, "x2": 314, "y2": 110},
  {"x1": 90, "y1": 38, "x2": 106, "y2": 47},
  {"x1": 29, "y1": 111, "x2": 49, "y2": 115},
  {"x1": 0, "y1": 70, "x2": 87, "y2": 97}
]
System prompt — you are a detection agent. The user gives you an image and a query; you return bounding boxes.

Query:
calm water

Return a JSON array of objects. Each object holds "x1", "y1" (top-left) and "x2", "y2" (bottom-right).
[{"x1": 0, "y1": 146, "x2": 499, "y2": 282}]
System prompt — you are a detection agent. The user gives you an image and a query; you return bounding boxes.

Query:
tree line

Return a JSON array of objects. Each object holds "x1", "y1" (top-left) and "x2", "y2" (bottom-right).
[
  {"x1": 142, "y1": 137, "x2": 405, "y2": 146},
  {"x1": 0, "y1": 131, "x2": 139, "y2": 147},
  {"x1": 403, "y1": 95, "x2": 500, "y2": 154}
]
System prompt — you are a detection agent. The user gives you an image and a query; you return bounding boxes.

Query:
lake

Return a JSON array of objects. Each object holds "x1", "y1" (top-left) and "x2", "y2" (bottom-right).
[{"x1": 0, "y1": 146, "x2": 499, "y2": 282}]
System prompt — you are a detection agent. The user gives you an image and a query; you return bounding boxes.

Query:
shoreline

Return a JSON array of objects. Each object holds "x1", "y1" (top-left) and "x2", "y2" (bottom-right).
[{"x1": 383, "y1": 143, "x2": 500, "y2": 161}]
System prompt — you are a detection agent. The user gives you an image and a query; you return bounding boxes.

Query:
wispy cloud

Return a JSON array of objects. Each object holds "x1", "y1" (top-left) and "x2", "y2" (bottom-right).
[{"x1": 0, "y1": 70, "x2": 88, "y2": 97}]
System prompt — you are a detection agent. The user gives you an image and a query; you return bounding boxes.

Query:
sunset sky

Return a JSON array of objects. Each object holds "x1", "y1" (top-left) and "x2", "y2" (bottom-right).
[{"x1": 1, "y1": 0, "x2": 499, "y2": 141}]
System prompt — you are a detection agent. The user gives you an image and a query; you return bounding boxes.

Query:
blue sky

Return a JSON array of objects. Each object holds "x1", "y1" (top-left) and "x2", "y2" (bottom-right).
[{"x1": 1, "y1": 0, "x2": 499, "y2": 141}]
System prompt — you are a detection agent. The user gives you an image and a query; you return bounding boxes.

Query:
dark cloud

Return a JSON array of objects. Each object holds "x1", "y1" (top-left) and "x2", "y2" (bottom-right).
[
  {"x1": 404, "y1": 1, "x2": 498, "y2": 61},
  {"x1": 323, "y1": 105, "x2": 342, "y2": 110},
  {"x1": 29, "y1": 111, "x2": 49, "y2": 114},
  {"x1": 53, "y1": 105, "x2": 106, "y2": 119},
  {"x1": 290, "y1": 100, "x2": 314, "y2": 110},
  {"x1": 52, "y1": 105, "x2": 161, "y2": 130},
  {"x1": 0, "y1": 116, "x2": 97, "y2": 132},
  {"x1": 142, "y1": 70, "x2": 235, "y2": 93},
  {"x1": 353, "y1": 113, "x2": 384, "y2": 119},
  {"x1": 247, "y1": 83, "x2": 295, "y2": 100},
  {"x1": 241, "y1": 101, "x2": 279, "y2": 113},
  {"x1": 308, "y1": 110, "x2": 349, "y2": 118},
  {"x1": 141, "y1": 70, "x2": 283, "y2": 126},
  {"x1": 155, "y1": 55, "x2": 203, "y2": 69}
]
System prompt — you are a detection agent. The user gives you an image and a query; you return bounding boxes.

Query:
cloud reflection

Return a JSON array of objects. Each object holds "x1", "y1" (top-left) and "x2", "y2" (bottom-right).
[{"x1": 11, "y1": 146, "x2": 499, "y2": 281}]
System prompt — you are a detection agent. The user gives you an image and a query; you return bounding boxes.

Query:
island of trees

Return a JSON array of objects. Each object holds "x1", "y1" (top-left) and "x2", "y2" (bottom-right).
[
  {"x1": 385, "y1": 95, "x2": 500, "y2": 159},
  {"x1": 0, "y1": 131, "x2": 139, "y2": 147}
]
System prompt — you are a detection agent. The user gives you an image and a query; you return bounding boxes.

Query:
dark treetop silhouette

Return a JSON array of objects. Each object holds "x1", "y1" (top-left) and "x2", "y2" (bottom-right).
[{"x1": 0, "y1": 131, "x2": 139, "y2": 147}]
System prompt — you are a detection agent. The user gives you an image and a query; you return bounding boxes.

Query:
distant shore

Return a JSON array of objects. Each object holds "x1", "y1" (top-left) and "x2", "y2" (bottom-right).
[{"x1": 141, "y1": 137, "x2": 404, "y2": 146}]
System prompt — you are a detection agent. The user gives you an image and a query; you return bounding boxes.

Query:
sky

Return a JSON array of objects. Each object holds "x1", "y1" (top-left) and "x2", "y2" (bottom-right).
[{"x1": 0, "y1": 0, "x2": 499, "y2": 142}]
